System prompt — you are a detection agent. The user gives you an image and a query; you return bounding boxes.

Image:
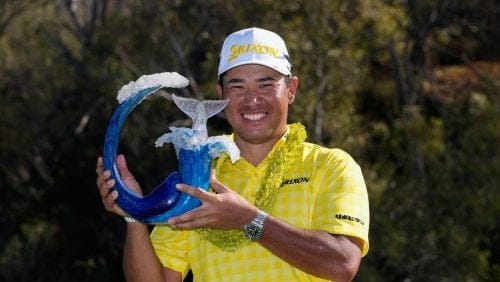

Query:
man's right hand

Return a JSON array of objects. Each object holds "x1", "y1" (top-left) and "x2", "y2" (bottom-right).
[
  {"x1": 96, "y1": 156, "x2": 174, "y2": 280},
  {"x1": 96, "y1": 154, "x2": 142, "y2": 217}
]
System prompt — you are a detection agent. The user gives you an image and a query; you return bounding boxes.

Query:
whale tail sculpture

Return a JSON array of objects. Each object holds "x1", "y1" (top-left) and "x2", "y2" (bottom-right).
[
  {"x1": 103, "y1": 72, "x2": 239, "y2": 224},
  {"x1": 172, "y1": 95, "x2": 228, "y2": 141}
]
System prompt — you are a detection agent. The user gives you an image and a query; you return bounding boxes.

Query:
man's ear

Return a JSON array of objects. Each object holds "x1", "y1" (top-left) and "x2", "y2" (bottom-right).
[
  {"x1": 288, "y1": 91, "x2": 296, "y2": 104},
  {"x1": 216, "y1": 84, "x2": 223, "y2": 98},
  {"x1": 288, "y1": 76, "x2": 299, "y2": 104}
]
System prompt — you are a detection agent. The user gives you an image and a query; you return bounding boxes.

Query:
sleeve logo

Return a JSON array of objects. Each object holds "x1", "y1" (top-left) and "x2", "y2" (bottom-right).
[{"x1": 335, "y1": 214, "x2": 365, "y2": 225}]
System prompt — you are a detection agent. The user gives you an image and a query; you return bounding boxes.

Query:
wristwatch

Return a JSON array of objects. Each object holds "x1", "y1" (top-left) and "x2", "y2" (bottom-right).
[
  {"x1": 244, "y1": 210, "x2": 268, "y2": 241},
  {"x1": 124, "y1": 216, "x2": 138, "y2": 223}
]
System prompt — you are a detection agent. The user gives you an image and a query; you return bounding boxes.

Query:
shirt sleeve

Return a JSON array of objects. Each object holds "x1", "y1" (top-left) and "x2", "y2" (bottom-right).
[
  {"x1": 312, "y1": 148, "x2": 370, "y2": 256},
  {"x1": 150, "y1": 225, "x2": 191, "y2": 278}
]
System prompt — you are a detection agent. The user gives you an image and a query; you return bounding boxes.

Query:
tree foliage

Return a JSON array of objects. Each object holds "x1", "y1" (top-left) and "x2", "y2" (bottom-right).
[{"x1": 0, "y1": 0, "x2": 498, "y2": 281}]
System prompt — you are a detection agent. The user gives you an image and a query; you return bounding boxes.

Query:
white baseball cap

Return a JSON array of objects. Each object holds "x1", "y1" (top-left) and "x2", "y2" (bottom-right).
[{"x1": 217, "y1": 27, "x2": 292, "y2": 78}]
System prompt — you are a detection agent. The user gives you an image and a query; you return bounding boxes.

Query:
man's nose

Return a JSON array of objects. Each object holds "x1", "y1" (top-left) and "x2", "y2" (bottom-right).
[{"x1": 244, "y1": 91, "x2": 262, "y2": 105}]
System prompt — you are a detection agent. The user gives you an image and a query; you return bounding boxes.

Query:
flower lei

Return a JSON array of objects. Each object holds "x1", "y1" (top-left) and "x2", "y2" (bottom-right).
[{"x1": 195, "y1": 123, "x2": 307, "y2": 251}]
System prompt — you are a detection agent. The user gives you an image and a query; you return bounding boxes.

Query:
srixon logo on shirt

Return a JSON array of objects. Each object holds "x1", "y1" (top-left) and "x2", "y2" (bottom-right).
[{"x1": 280, "y1": 177, "x2": 310, "y2": 188}]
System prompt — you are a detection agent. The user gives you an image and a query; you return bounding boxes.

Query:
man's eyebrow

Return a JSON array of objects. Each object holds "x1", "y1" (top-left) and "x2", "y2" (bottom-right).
[
  {"x1": 226, "y1": 78, "x2": 244, "y2": 84},
  {"x1": 256, "y1": 76, "x2": 276, "y2": 83},
  {"x1": 225, "y1": 76, "x2": 277, "y2": 84}
]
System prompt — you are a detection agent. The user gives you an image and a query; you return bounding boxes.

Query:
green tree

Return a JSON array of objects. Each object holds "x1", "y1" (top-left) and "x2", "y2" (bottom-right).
[{"x1": 0, "y1": 0, "x2": 498, "y2": 280}]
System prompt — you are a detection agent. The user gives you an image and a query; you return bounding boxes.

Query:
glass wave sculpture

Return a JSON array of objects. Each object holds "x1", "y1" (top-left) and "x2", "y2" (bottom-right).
[{"x1": 103, "y1": 72, "x2": 239, "y2": 224}]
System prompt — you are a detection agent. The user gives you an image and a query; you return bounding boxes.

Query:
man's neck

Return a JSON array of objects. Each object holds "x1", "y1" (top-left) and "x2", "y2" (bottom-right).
[{"x1": 235, "y1": 136, "x2": 282, "y2": 167}]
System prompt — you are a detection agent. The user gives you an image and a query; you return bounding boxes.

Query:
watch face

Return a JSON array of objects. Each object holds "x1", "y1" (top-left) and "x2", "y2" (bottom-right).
[
  {"x1": 244, "y1": 210, "x2": 267, "y2": 241},
  {"x1": 245, "y1": 223, "x2": 263, "y2": 241}
]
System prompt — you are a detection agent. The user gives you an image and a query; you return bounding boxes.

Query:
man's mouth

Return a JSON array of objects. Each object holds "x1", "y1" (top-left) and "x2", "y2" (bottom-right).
[{"x1": 242, "y1": 113, "x2": 267, "y2": 121}]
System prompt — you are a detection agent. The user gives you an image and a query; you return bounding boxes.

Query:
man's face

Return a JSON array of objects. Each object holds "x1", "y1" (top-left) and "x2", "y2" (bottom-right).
[{"x1": 217, "y1": 64, "x2": 298, "y2": 145}]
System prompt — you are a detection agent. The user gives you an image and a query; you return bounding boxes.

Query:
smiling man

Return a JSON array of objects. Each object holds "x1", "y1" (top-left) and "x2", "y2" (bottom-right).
[{"x1": 96, "y1": 27, "x2": 370, "y2": 281}]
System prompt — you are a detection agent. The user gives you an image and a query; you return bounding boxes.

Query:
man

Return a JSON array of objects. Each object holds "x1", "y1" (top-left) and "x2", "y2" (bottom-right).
[{"x1": 96, "y1": 27, "x2": 369, "y2": 281}]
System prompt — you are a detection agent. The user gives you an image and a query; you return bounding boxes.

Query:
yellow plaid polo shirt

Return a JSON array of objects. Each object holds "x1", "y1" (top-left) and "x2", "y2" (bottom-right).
[{"x1": 150, "y1": 131, "x2": 370, "y2": 281}]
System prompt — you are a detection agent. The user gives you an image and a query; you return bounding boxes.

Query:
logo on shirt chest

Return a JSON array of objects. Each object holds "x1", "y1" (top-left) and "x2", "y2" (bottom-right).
[{"x1": 280, "y1": 177, "x2": 310, "y2": 188}]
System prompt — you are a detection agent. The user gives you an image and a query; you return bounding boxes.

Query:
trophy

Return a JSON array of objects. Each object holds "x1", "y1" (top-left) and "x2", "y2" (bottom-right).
[{"x1": 103, "y1": 72, "x2": 239, "y2": 224}]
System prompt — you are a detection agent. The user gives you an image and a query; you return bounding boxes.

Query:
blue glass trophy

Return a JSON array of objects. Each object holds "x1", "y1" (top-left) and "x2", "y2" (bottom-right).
[{"x1": 103, "y1": 72, "x2": 239, "y2": 224}]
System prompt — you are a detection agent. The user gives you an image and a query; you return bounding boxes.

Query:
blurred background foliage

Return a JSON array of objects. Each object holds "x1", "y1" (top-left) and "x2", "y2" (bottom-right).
[{"x1": 0, "y1": 0, "x2": 498, "y2": 281}]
